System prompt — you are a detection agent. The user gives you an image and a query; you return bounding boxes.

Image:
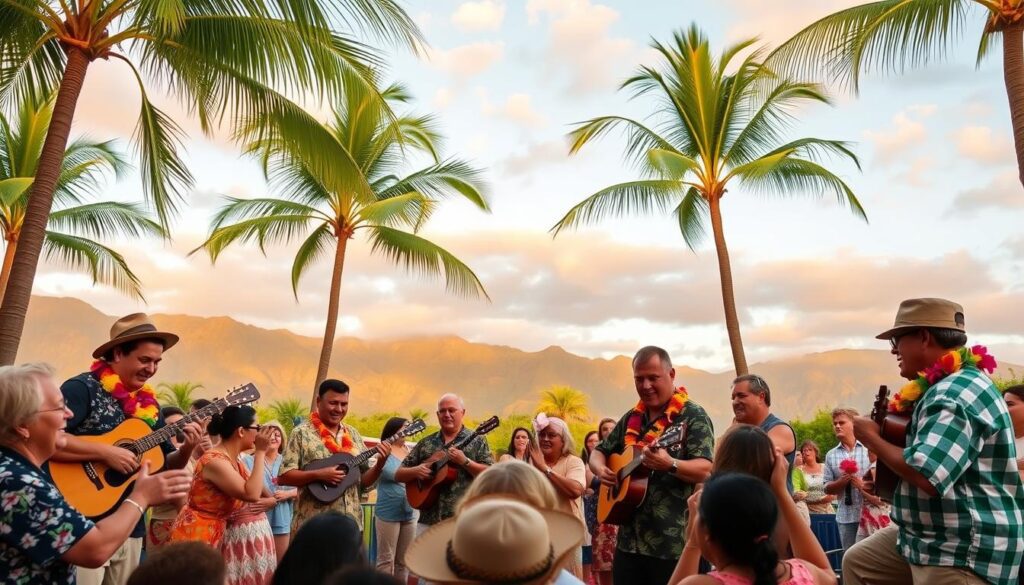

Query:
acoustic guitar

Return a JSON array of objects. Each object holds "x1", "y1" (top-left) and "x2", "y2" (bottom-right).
[
  {"x1": 302, "y1": 419, "x2": 427, "y2": 503},
  {"x1": 870, "y1": 385, "x2": 910, "y2": 503},
  {"x1": 597, "y1": 422, "x2": 688, "y2": 525},
  {"x1": 50, "y1": 383, "x2": 260, "y2": 517},
  {"x1": 405, "y1": 416, "x2": 500, "y2": 510}
]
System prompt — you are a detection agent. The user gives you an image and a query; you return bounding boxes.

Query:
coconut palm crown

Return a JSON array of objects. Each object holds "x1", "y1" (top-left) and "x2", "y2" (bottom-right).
[
  {"x1": 553, "y1": 25, "x2": 866, "y2": 376},
  {"x1": 193, "y1": 72, "x2": 490, "y2": 406}
]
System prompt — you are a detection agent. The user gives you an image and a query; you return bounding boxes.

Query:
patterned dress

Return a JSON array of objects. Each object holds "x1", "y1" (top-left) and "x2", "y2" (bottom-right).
[
  {"x1": 169, "y1": 451, "x2": 243, "y2": 546},
  {"x1": 222, "y1": 502, "x2": 275, "y2": 585}
]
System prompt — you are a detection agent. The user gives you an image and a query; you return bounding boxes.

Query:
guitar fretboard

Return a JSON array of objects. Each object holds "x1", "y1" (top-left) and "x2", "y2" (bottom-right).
[{"x1": 132, "y1": 402, "x2": 222, "y2": 453}]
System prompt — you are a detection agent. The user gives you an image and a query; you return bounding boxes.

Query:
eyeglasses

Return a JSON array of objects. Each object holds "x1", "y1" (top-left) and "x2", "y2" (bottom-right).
[
  {"x1": 36, "y1": 402, "x2": 67, "y2": 414},
  {"x1": 245, "y1": 424, "x2": 262, "y2": 431},
  {"x1": 889, "y1": 330, "x2": 918, "y2": 351}
]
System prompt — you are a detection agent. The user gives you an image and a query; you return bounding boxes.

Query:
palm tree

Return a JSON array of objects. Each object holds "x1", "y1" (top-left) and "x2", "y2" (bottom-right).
[
  {"x1": 766, "y1": 0, "x2": 1024, "y2": 187},
  {"x1": 408, "y1": 407, "x2": 430, "y2": 423},
  {"x1": 156, "y1": 381, "x2": 204, "y2": 412},
  {"x1": 267, "y1": 397, "x2": 307, "y2": 435},
  {"x1": 553, "y1": 26, "x2": 866, "y2": 375},
  {"x1": 0, "y1": 1, "x2": 423, "y2": 365},
  {"x1": 192, "y1": 72, "x2": 490, "y2": 408},
  {"x1": 536, "y1": 385, "x2": 591, "y2": 424},
  {"x1": 0, "y1": 94, "x2": 162, "y2": 302}
]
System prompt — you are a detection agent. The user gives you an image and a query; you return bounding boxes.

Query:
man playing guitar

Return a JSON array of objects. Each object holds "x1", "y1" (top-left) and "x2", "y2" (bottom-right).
[
  {"x1": 394, "y1": 394, "x2": 493, "y2": 534},
  {"x1": 278, "y1": 379, "x2": 390, "y2": 533},
  {"x1": 845, "y1": 298, "x2": 1023, "y2": 585},
  {"x1": 588, "y1": 346, "x2": 713, "y2": 585}
]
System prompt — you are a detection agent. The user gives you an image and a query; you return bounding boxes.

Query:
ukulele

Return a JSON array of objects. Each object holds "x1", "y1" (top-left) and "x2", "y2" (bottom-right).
[
  {"x1": 870, "y1": 385, "x2": 910, "y2": 503},
  {"x1": 302, "y1": 419, "x2": 427, "y2": 503},
  {"x1": 405, "y1": 416, "x2": 500, "y2": 510},
  {"x1": 597, "y1": 422, "x2": 688, "y2": 525},
  {"x1": 51, "y1": 383, "x2": 261, "y2": 517}
]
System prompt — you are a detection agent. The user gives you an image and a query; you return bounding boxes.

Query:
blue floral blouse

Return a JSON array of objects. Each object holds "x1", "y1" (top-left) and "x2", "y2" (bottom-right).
[{"x1": 0, "y1": 446, "x2": 94, "y2": 584}]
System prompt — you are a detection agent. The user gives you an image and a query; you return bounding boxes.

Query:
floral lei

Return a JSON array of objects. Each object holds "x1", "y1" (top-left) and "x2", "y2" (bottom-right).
[
  {"x1": 91, "y1": 360, "x2": 160, "y2": 428},
  {"x1": 624, "y1": 387, "x2": 688, "y2": 446},
  {"x1": 889, "y1": 345, "x2": 997, "y2": 414},
  {"x1": 309, "y1": 411, "x2": 357, "y2": 454}
]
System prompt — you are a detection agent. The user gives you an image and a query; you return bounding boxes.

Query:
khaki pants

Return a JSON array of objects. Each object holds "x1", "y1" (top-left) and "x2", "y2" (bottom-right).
[
  {"x1": 76, "y1": 537, "x2": 143, "y2": 585},
  {"x1": 375, "y1": 517, "x2": 416, "y2": 581},
  {"x1": 843, "y1": 525, "x2": 988, "y2": 585}
]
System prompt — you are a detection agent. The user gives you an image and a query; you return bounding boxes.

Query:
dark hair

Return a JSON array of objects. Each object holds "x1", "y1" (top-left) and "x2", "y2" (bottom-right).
[
  {"x1": 581, "y1": 430, "x2": 599, "y2": 463},
  {"x1": 699, "y1": 473, "x2": 780, "y2": 585},
  {"x1": 126, "y1": 541, "x2": 225, "y2": 585},
  {"x1": 1004, "y1": 384, "x2": 1024, "y2": 401},
  {"x1": 381, "y1": 417, "x2": 407, "y2": 441},
  {"x1": 632, "y1": 346, "x2": 672, "y2": 369},
  {"x1": 798, "y1": 440, "x2": 821, "y2": 463},
  {"x1": 505, "y1": 427, "x2": 533, "y2": 461},
  {"x1": 713, "y1": 425, "x2": 775, "y2": 483},
  {"x1": 733, "y1": 374, "x2": 772, "y2": 406},
  {"x1": 272, "y1": 512, "x2": 365, "y2": 585},
  {"x1": 319, "y1": 379, "x2": 350, "y2": 398},
  {"x1": 324, "y1": 567, "x2": 402, "y2": 585},
  {"x1": 926, "y1": 327, "x2": 968, "y2": 349},
  {"x1": 102, "y1": 338, "x2": 167, "y2": 362},
  {"x1": 190, "y1": 399, "x2": 212, "y2": 412},
  {"x1": 598, "y1": 417, "x2": 617, "y2": 440},
  {"x1": 207, "y1": 405, "x2": 256, "y2": 440},
  {"x1": 161, "y1": 405, "x2": 185, "y2": 419}
]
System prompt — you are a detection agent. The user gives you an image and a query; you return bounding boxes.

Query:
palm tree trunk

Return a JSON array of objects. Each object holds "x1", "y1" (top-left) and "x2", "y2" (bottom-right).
[
  {"x1": 312, "y1": 234, "x2": 349, "y2": 409},
  {"x1": 0, "y1": 49, "x2": 91, "y2": 365},
  {"x1": 0, "y1": 238, "x2": 17, "y2": 306},
  {"x1": 707, "y1": 193, "x2": 748, "y2": 376},
  {"x1": 1003, "y1": 22, "x2": 1024, "y2": 188}
]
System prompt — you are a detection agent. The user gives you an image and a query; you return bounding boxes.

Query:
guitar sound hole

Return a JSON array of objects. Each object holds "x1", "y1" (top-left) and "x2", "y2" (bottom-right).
[{"x1": 103, "y1": 468, "x2": 132, "y2": 487}]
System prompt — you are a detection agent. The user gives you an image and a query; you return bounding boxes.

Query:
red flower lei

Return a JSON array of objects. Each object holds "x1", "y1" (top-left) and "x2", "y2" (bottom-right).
[
  {"x1": 90, "y1": 360, "x2": 160, "y2": 428},
  {"x1": 309, "y1": 411, "x2": 357, "y2": 454},
  {"x1": 624, "y1": 388, "x2": 689, "y2": 447}
]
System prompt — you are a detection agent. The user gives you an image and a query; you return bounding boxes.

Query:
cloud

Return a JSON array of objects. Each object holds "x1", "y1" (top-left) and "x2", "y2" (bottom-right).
[
  {"x1": 501, "y1": 140, "x2": 568, "y2": 176},
  {"x1": 952, "y1": 125, "x2": 1015, "y2": 166},
  {"x1": 500, "y1": 93, "x2": 547, "y2": 128},
  {"x1": 722, "y1": 0, "x2": 867, "y2": 46},
  {"x1": 451, "y1": 0, "x2": 505, "y2": 32},
  {"x1": 425, "y1": 42, "x2": 505, "y2": 80},
  {"x1": 861, "y1": 105, "x2": 936, "y2": 165},
  {"x1": 948, "y1": 170, "x2": 1024, "y2": 216},
  {"x1": 433, "y1": 87, "x2": 454, "y2": 109}
]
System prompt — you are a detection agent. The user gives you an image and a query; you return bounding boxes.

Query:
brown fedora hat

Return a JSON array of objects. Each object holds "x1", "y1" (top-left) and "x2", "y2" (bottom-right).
[
  {"x1": 92, "y1": 313, "x2": 180, "y2": 359},
  {"x1": 876, "y1": 298, "x2": 966, "y2": 340}
]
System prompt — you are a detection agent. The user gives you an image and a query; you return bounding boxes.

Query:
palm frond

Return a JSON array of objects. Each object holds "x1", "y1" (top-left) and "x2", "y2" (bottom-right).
[
  {"x1": 675, "y1": 187, "x2": 710, "y2": 252},
  {"x1": 47, "y1": 202, "x2": 166, "y2": 241},
  {"x1": 354, "y1": 192, "x2": 434, "y2": 229},
  {"x1": 43, "y1": 231, "x2": 146, "y2": 300},
  {"x1": 289, "y1": 221, "x2": 334, "y2": 296},
  {"x1": 550, "y1": 180, "x2": 683, "y2": 235},
  {"x1": 367, "y1": 226, "x2": 489, "y2": 300},
  {"x1": 207, "y1": 196, "x2": 327, "y2": 230},
  {"x1": 735, "y1": 157, "x2": 868, "y2": 221},
  {"x1": 724, "y1": 80, "x2": 832, "y2": 165},
  {"x1": 53, "y1": 138, "x2": 131, "y2": 204},
  {"x1": 0, "y1": 177, "x2": 32, "y2": 207},
  {"x1": 194, "y1": 195, "x2": 321, "y2": 261},
  {"x1": 646, "y1": 148, "x2": 700, "y2": 181},
  {"x1": 567, "y1": 115, "x2": 677, "y2": 165},
  {"x1": 0, "y1": 8, "x2": 63, "y2": 109},
  {"x1": 374, "y1": 159, "x2": 489, "y2": 211}
]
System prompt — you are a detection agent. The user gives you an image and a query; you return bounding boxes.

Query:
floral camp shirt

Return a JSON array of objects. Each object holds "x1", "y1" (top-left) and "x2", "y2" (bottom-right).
[
  {"x1": 401, "y1": 427, "x2": 494, "y2": 526},
  {"x1": 0, "y1": 446, "x2": 94, "y2": 584}
]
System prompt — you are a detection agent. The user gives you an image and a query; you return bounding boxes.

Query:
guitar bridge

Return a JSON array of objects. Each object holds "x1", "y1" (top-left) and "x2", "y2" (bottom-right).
[{"x1": 82, "y1": 462, "x2": 103, "y2": 490}]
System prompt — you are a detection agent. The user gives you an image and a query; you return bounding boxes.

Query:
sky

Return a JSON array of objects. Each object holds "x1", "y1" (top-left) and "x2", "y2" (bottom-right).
[{"x1": 29, "y1": 0, "x2": 1024, "y2": 373}]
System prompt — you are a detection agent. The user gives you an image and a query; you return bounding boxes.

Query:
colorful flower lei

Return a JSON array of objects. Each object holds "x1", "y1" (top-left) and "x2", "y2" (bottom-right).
[
  {"x1": 309, "y1": 411, "x2": 357, "y2": 454},
  {"x1": 624, "y1": 387, "x2": 688, "y2": 447},
  {"x1": 91, "y1": 360, "x2": 160, "y2": 428},
  {"x1": 889, "y1": 345, "x2": 998, "y2": 414}
]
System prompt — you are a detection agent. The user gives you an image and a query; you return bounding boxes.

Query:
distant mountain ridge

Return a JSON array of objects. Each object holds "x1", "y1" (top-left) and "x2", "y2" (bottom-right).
[{"x1": 22, "y1": 296, "x2": 1020, "y2": 431}]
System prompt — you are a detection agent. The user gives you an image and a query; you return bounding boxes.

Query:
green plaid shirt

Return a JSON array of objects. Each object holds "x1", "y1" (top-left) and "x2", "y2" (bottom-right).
[{"x1": 894, "y1": 364, "x2": 1023, "y2": 585}]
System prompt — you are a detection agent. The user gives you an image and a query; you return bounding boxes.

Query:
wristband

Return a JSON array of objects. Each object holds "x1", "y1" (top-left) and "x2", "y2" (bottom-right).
[{"x1": 123, "y1": 498, "x2": 146, "y2": 516}]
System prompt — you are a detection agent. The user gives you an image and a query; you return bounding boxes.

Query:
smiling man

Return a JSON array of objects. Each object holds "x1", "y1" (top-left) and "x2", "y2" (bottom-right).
[{"x1": 731, "y1": 374, "x2": 797, "y2": 492}]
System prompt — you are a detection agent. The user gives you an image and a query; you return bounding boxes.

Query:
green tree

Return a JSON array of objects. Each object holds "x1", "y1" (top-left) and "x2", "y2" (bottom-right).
[
  {"x1": 193, "y1": 73, "x2": 490, "y2": 408},
  {"x1": 553, "y1": 25, "x2": 866, "y2": 376},
  {"x1": 768, "y1": 0, "x2": 1024, "y2": 188},
  {"x1": 408, "y1": 407, "x2": 430, "y2": 423},
  {"x1": 266, "y1": 397, "x2": 307, "y2": 435},
  {"x1": 790, "y1": 409, "x2": 839, "y2": 457},
  {"x1": 156, "y1": 381, "x2": 204, "y2": 411},
  {"x1": 490, "y1": 413, "x2": 535, "y2": 456},
  {"x1": 995, "y1": 367, "x2": 1023, "y2": 391},
  {"x1": 0, "y1": 0, "x2": 423, "y2": 364},
  {"x1": 536, "y1": 385, "x2": 591, "y2": 424},
  {"x1": 0, "y1": 94, "x2": 162, "y2": 302}
]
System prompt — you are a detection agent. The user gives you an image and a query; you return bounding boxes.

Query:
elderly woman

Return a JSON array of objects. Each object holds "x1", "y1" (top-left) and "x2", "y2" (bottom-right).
[
  {"x1": 529, "y1": 414, "x2": 586, "y2": 579},
  {"x1": 0, "y1": 363, "x2": 189, "y2": 584}
]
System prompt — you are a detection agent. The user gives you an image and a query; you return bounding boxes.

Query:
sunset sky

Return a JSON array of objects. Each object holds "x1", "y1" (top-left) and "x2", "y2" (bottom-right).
[{"x1": 32, "y1": 0, "x2": 1024, "y2": 373}]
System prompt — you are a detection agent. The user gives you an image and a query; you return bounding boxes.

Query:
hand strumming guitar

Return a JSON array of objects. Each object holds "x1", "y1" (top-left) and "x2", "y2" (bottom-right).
[
  {"x1": 315, "y1": 466, "x2": 346, "y2": 486},
  {"x1": 103, "y1": 444, "x2": 139, "y2": 474},
  {"x1": 446, "y1": 447, "x2": 470, "y2": 467},
  {"x1": 641, "y1": 445, "x2": 674, "y2": 472}
]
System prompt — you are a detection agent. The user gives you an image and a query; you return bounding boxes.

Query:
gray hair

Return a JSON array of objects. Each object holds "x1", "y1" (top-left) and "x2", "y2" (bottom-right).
[
  {"x1": 437, "y1": 393, "x2": 465, "y2": 410},
  {"x1": 732, "y1": 374, "x2": 772, "y2": 406},
  {"x1": 539, "y1": 416, "x2": 576, "y2": 457},
  {"x1": 0, "y1": 363, "x2": 56, "y2": 445},
  {"x1": 632, "y1": 346, "x2": 672, "y2": 370}
]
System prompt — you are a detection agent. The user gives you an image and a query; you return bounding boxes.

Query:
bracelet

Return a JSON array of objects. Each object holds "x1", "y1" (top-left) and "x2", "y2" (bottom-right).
[{"x1": 123, "y1": 498, "x2": 146, "y2": 516}]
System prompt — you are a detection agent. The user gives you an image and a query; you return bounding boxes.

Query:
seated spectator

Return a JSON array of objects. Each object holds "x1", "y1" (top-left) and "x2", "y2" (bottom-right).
[
  {"x1": 272, "y1": 511, "x2": 365, "y2": 585},
  {"x1": 326, "y1": 567, "x2": 403, "y2": 585},
  {"x1": 670, "y1": 451, "x2": 838, "y2": 585},
  {"x1": 0, "y1": 363, "x2": 189, "y2": 583},
  {"x1": 405, "y1": 497, "x2": 584, "y2": 585},
  {"x1": 126, "y1": 541, "x2": 225, "y2": 585}
]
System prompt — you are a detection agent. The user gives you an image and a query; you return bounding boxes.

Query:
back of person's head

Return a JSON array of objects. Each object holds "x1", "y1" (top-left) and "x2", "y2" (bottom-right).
[
  {"x1": 207, "y1": 405, "x2": 256, "y2": 440},
  {"x1": 458, "y1": 460, "x2": 558, "y2": 512},
  {"x1": 324, "y1": 567, "x2": 402, "y2": 585},
  {"x1": 713, "y1": 424, "x2": 775, "y2": 482},
  {"x1": 161, "y1": 405, "x2": 185, "y2": 419},
  {"x1": 126, "y1": 542, "x2": 225, "y2": 585},
  {"x1": 190, "y1": 398, "x2": 212, "y2": 413},
  {"x1": 272, "y1": 511, "x2": 365, "y2": 585},
  {"x1": 700, "y1": 473, "x2": 779, "y2": 585}
]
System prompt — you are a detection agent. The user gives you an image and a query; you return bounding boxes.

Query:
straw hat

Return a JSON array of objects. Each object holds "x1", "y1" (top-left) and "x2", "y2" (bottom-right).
[
  {"x1": 875, "y1": 298, "x2": 966, "y2": 340},
  {"x1": 92, "y1": 313, "x2": 180, "y2": 359},
  {"x1": 405, "y1": 497, "x2": 584, "y2": 585}
]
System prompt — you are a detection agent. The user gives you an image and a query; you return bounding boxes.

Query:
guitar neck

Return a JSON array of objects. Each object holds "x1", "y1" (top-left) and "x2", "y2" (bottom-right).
[
  {"x1": 350, "y1": 432, "x2": 404, "y2": 467},
  {"x1": 132, "y1": 405, "x2": 218, "y2": 453}
]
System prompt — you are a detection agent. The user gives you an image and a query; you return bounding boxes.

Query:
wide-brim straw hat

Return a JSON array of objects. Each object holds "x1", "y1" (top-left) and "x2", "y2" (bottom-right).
[
  {"x1": 875, "y1": 298, "x2": 966, "y2": 340},
  {"x1": 405, "y1": 497, "x2": 584, "y2": 585},
  {"x1": 92, "y1": 313, "x2": 180, "y2": 359}
]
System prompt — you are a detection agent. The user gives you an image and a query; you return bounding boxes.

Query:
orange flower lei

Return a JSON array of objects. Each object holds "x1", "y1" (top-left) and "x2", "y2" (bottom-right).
[
  {"x1": 624, "y1": 388, "x2": 689, "y2": 447},
  {"x1": 91, "y1": 360, "x2": 159, "y2": 428},
  {"x1": 309, "y1": 411, "x2": 357, "y2": 454}
]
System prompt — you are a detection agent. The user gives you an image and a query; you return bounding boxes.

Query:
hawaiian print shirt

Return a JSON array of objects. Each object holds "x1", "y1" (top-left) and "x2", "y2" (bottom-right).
[
  {"x1": 894, "y1": 365, "x2": 1023, "y2": 585},
  {"x1": 0, "y1": 446, "x2": 94, "y2": 585},
  {"x1": 596, "y1": 399, "x2": 715, "y2": 560},
  {"x1": 401, "y1": 427, "x2": 494, "y2": 526},
  {"x1": 281, "y1": 421, "x2": 372, "y2": 532}
]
